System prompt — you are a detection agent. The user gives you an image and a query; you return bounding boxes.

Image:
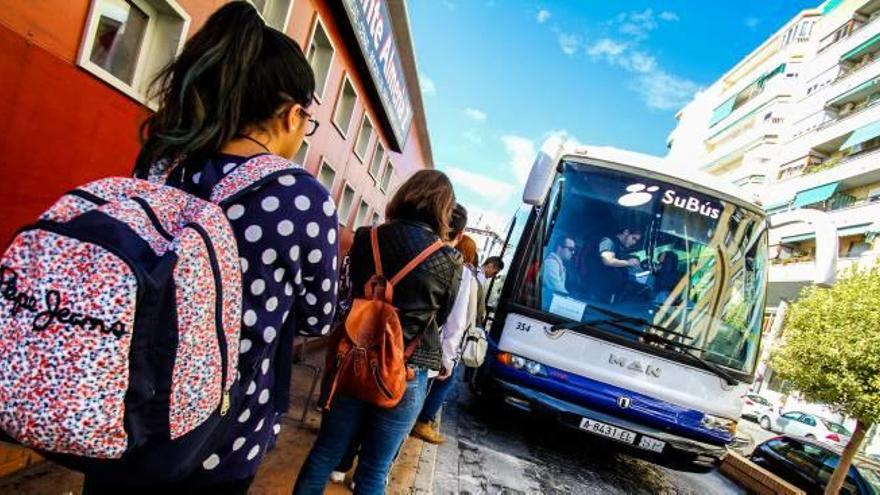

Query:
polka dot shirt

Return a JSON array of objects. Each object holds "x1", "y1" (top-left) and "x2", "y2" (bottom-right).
[{"x1": 166, "y1": 153, "x2": 338, "y2": 482}]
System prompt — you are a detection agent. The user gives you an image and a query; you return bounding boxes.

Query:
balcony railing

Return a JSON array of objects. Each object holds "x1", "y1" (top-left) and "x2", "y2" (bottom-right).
[{"x1": 818, "y1": 19, "x2": 867, "y2": 54}]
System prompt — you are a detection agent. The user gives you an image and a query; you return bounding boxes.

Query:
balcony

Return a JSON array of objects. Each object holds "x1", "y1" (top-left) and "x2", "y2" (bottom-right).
[
  {"x1": 769, "y1": 252, "x2": 878, "y2": 285},
  {"x1": 769, "y1": 199, "x2": 880, "y2": 246},
  {"x1": 775, "y1": 142, "x2": 880, "y2": 189}
]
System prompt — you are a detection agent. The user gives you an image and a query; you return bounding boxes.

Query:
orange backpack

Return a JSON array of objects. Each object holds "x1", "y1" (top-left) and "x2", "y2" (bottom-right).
[{"x1": 323, "y1": 226, "x2": 443, "y2": 409}]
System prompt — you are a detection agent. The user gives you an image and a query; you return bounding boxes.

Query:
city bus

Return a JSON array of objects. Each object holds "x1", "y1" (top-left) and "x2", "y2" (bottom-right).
[{"x1": 475, "y1": 136, "x2": 837, "y2": 471}]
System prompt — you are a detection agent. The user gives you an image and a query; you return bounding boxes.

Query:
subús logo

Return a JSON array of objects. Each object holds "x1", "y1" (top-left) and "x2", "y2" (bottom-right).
[{"x1": 618, "y1": 183, "x2": 721, "y2": 219}]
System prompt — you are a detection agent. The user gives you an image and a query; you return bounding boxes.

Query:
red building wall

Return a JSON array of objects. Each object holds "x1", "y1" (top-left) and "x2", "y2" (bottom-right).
[{"x1": 0, "y1": 0, "x2": 431, "y2": 251}]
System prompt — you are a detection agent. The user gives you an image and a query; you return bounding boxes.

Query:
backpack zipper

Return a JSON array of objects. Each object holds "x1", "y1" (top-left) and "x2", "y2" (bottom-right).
[
  {"x1": 130, "y1": 197, "x2": 174, "y2": 242},
  {"x1": 372, "y1": 363, "x2": 394, "y2": 399},
  {"x1": 188, "y1": 223, "x2": 230, "y2": 416}
]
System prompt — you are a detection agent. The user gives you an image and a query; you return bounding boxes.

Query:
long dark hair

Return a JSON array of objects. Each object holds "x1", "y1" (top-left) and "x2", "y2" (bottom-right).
[
  {"x1": 385, "y1": 170, "x2": 455, "y2": 240},
  {"x1": 134, "y1": 1, "x2": 315, "y2": 177}
]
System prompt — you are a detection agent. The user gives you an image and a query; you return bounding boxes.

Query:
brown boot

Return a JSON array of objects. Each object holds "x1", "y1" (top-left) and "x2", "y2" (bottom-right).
[{"x1": 411, "y1": 421, "x2": 445, "y2": 444}]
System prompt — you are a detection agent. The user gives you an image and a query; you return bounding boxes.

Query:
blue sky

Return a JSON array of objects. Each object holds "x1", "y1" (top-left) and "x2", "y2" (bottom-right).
[{"x1": 408, "y1": 0, "x2": 817, "y2": 233}]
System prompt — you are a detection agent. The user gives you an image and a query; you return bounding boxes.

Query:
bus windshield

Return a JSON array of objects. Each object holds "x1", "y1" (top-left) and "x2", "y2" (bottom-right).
[{"x1": 513, "y1": 160, "x2": 768, "y2": 375}]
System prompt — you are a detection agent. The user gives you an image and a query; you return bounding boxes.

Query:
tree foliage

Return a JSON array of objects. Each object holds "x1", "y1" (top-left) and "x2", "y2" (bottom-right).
[{"x1": 771, "y1": 262, "x2": 880, "y2": 424}]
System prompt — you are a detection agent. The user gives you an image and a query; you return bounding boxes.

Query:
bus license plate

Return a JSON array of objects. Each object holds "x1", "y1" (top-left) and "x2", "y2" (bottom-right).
[
  {"x1": 578, "y1": 418, "x2": 636, "y2": 444},
  {"x1": 638, "y1": 436, "x2": 666, "y2": 453}
]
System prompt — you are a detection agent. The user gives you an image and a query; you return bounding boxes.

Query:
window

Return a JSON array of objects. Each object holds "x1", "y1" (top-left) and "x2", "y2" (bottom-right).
[
  {"x1": 293, "y1": 140, "x2": 309, "y2": 166},
  {"x1": 306, "y1": 18, "x2": 334, "y2": 100},
  {"x1": 79, "y1": 0, "x2": 189, "y2": 106},
  {"x1": 246, "y1": 0, "x2": 292, "y2": 30},
  {"x1": 380, "y1": 162, "x2": 394, "y2": 192},
  {"x1": 799, "y1": 415, "x2": 818, "y2": 427},
  {"x1": 353, "y1": 200, "x2": 370, "y2": 229},
  {"x1": 337, "y1": 185, "x2": 355, "y2": 226},
  {"x1": 353, "y1": 115, "x2": 374, "y2": 160},
  {"x1": 369, "y1": 142, "x2": 385, "y2": 179},
  {"x1": 332, "y1": 76, "x2": 357, "y2": 137},
  {"x1": 371, "y1": 212, "x2": 381, "y2": 226},
  {"x1": 317, "y1": 159, "x2": 336, "y2": 192},
  {"x1": 782, "y1": 411, "x2": 804, "y2": 421}
]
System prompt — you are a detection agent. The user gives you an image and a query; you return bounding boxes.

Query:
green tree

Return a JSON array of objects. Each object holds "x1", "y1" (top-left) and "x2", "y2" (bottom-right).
[{"x1": 771, "y1": 261, "x2": 880, "y2": 495}]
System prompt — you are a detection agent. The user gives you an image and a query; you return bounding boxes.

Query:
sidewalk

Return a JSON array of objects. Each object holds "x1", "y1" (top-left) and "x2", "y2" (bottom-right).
[{"x1": 0, "y1": 340, "x2": 437, "y2": 494}]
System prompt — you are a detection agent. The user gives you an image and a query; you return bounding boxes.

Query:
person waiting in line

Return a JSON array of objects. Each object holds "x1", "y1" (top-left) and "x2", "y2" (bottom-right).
[
  {"x1": 541, "y1": 236, "x2": 576, "y2": 310},
  {"x1": 590, "y1": 227, "x2": 643, "y2": 304},
  {"x1": 82, "y1": 3, "x2": 339, "y2": 493},
  {"x1": 475, "y1": 256, "x2": 504, "y2": 325},
  {"x1": 293, "y1": 170, "x2": 463, "y2": 495},
  {"x1": 412, "y1": 232, "x2": 479, "y2": 445}
]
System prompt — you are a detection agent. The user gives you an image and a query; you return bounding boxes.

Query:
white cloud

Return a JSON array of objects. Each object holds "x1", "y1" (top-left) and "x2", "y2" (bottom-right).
[
  {"x1": 501, "y1": 135, "x2": 537, "y2": 185},
  {"x1": 624, "y1": 51, "x2": 657, "y2": 74},
  {"x1": 558, "y1": 33, "x2": 580, "y2": 56},
  {"x1": 464, "y1": 130, "x2": 482, "y2": 145},
  {"x1": 586, "y1": 40, "x2": 655, "y2": 75},
  {"x1": 467, "y1": 205, "x2": 515, "y2": 235},
  {"x1": 587, "y1": 38, "x2": 627, "y2": 59},
  {"x1": 618, "y1": 9, "x2": 658, "y2": 41},
  {"x1": 745, "y1": 17, "x2": 760, "y2": 29},
  {"x1": 633, "y1": 71, "x2": 702, "y2": 110},
  {"x1": 419, "y1": 74, "x2": 436, "y2": 96},
  {"x1": 537, "y1": 9, "x2": 551, "y2": 23},
  {"x1": 464, "y1": 108, "x2": 488, "y2": 121},
  {"x1": 444, "y1": 166, "x2": 517, "y2": 203},
  {"x1": 659, "y1": 11, "x2": 679, "y2": 22}
]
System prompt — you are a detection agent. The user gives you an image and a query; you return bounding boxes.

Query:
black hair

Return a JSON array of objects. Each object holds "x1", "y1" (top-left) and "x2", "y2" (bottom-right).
[
  {"x1": 484, "y1": 256, "x2": 504, "y2": 271},
  {"x1": 134, "y1": 1, "x2": 315, "y2": 177},
  {"x1": 617, "y1": 226, "x2": 644, "y2": 236},
  {"x1": 448, "y1": 203, "x2": 468, "y2": 240}
]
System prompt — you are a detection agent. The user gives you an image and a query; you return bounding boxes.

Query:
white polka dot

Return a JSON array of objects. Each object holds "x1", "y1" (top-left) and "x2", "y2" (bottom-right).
[
  {"x1": 289, "y1": 245, "x2": 300, "y2": 261},
  {"x1": 307, "y1": 316, "x2": 318, "y2": 326},
  {"x1": 261, "y1": 358, "x2": 270, "y2": 374},
  {"x1": 258, "y1": 389, "x2": 270, "y2": 404},
  {"x1": 238, "y1": 409, "x2": 251, "y2": 423},
  {"x1": 282, "y1": 311, "x2": 289, "y2": 323},
  {"x1": 306, "y1": 222, "x2": 320, "y2": 238},
  {"x1": 328, "y1": 229, "x2": 337, "y2": 244},
  {"x1": 245, "y1": 225, "x2": 262, "y2": 242},
  {"x1": 321, "y1": 279, "x2": 331, "y2": 292},
  {"x1": 295, "y1": 270, "x2": 302, "y2": 284},
  {"x1": 223, "y1": 162, "x2": 237, "y2": 173},
  {"x1": 246, "y1": 381, "x2": 256, "y2": 395},
  {"x1": 284, "y1": 282, "x2": 293, "y2": 296},
  {"x1": 227, "y1": 204, "x2": 244, "y2": 220},
  {"x1": 240, "y1": 258, "x2": 249, "y2": 273},
  {"x1": 243, "y1": 310, "x2": 257, "y2": 327},
  {"x1": 239, "y1": 339, "x2": 252, "y2": 354},
  {"x1": 295, "y1": 195, "x2": 311, "y2": 211},
  {"x1": 255, "y1": 419, "x2": 265, "y2": 432},
  {"x1": 278, "y1": 174, "x2": 296, "y2": 186},
  {"x1": 333, "y1": 256, "x2": 338, "y2": 270},
  {"x1": 323, "y1": 302, "x2": 333, "y2": 315},
  {"x1": 305, "y1": 293, "x2": 317, "y2": 305},
  {"x1": 321, "y1": 325, "x2": 331, "y2": 335},
  {"x1": 247, "y1": 445, "x2": 260, "y2": 460},
  {"x1": 262, "y1": 249, "x2": 277, "y2": 264},
  {"x1": 192, "y1": 172, "x2": 202, "y2": 184},
  {"x1": 261, "y1": 196, "x2": 279, "y2": 212},
  {"x1": 263, "y1": 326, "x2": 277, "y2": 343},
  {"x1": 277, "y1": 220, "x2": 294, "y2": 236},
  {"x1": 265, "y1": 297, "x2": 278, "y2": 312},
  {"x1": 307, "y1": 249, "x2": 322, "y2": 263},
  {"x1": 274, "y1": 267, "x2": 285, "y2": 282},
  {"x1": 250, "y1": 279, "x2": 265, "y2": 296},
  {"x1": 273, "y1": 424, "x2": 281, "y2": 435},
  {"x1": 202, "y1": 454, "x2": 220, "y2": 470},
  {"x1": 232, "y1": 437, "x2": 246, "y2": 451},
  {"x1": 323, "y1": 200, "x2": 335, "y2": 217}
]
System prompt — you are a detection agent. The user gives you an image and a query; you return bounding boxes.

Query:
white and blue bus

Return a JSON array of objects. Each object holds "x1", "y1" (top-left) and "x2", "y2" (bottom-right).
[{"x1": 476, "y1": 137, "x2": 837, "y2": 471}]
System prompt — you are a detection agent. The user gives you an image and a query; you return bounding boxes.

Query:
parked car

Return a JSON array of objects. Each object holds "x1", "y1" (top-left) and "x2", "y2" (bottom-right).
[
  {"x1": 750, "y1": 436, "x2": 880, "y2": 495},
  {"x1": 741, "y1": 393, "x2": 776, "y2": 421},
  {"x1": 761, "y1": 411, "x2": 853, "y2": 448}
]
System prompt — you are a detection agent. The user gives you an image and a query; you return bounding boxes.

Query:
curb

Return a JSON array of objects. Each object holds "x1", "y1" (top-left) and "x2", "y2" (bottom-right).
[
  {"x1": 720, "y1": 451, "x2": 805, "y2": 495},
  {"x1": 411, "y1": 411, "x2": 441, "y2": 494}
]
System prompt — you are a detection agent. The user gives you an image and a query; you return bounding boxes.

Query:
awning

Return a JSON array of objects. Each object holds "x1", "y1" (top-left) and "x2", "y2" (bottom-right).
[
  {"x1": 840, "y1": 119, "x2": 880, "y2": 149},
  {"x1": 781, "y1": 222, "x2": 872, "y2": 243},
  {"x1": 842, "y1": 33, "x2": 880, "y2": 62},
  {"x1": 757, "y1": 64, "x2": 786, "y2": 87},
  {"x1": 763, "y1": 198, "x2": 791, "y2": 212},
  {"x1": 827, "y1": 76, "x2": 880, "y2": 107},
  {"x1": 824, "y1": 0, "x2": 844, "y2": 14},
  {"x1": 792, "y1": 182, "x2": 840, "y2": 208},
  {"x1": 709, "y1": 96, "x2": 736, "y2": 127}
]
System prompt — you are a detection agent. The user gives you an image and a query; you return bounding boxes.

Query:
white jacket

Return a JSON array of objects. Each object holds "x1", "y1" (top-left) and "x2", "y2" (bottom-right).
[{"x1": 439, "y1": 266, "x2": 478, "y2": 372}]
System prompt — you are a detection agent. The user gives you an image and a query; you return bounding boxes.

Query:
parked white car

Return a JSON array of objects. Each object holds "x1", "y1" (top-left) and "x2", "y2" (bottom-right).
[
  {"x1": 763, "y1": 411, "x2": 853, "y2": 448},
  {"x1": 740, "y1": 393, "x2": 775, "y2": 421}
]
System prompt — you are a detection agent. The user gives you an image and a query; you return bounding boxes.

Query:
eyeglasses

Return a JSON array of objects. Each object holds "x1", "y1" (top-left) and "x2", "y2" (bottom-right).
[
  {"x1": 298, "y1": 107, "x2": 320, "y2": 137},
  {"x1": 563, "y1": 245, "x2": 576, "y2": 252}
]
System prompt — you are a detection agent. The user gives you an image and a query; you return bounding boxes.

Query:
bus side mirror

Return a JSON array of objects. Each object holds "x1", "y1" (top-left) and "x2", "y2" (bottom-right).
[
  {"x1": 523, "y1": 135, "x2": 567, "y2": 206},
  {"x1": 769, "y1": 209, "x2": 837, "y2": 287}
]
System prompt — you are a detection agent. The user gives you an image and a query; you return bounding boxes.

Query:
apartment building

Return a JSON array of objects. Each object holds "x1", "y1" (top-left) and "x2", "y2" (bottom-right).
[{"x1": 0, "y1": 0, "x2": 433, "y2": 253}]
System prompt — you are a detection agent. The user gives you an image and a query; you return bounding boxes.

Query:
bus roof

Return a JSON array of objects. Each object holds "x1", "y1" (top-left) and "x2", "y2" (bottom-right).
[{"x1": 561, "y1": 145, "x2": 763, "y2": 213}]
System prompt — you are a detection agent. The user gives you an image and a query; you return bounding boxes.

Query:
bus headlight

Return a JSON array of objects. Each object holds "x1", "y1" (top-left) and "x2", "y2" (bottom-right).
[
  {"x1": 524, "y1": 360, "x2": 544, "y2": 375},
  {"x1": 510, "y1": 355, "x2": 526, "y2": 369},
  {"x1": 701, "y1": 414, "x2": 738, "y2": 435},
  {"x1": 498, "y1": 353, "x2": 546, "y2": 375}
]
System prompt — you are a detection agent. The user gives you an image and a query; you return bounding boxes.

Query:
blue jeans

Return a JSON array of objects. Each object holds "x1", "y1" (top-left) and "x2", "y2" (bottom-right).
[
  {"x1": 418, "y1": 365, "x2": 459, "y2": 423},
  {"x1": 292, "y1": 368, "x2": 429, "y2": 495}
]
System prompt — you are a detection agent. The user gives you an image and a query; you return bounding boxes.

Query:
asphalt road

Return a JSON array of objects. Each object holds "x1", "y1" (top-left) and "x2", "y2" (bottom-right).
[{"x1": 431, "y1": 376, "x2": 748, "y2": 495}]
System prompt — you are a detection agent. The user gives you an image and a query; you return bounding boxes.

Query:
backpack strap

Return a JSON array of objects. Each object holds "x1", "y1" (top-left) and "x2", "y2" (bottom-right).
[
  {"x1": 388, "y1": 239, "x2": 444, "y2": 287},
  {"x1": 210, "y1": 154, "x2": 303, "y2": 205},
  {"x1": 370, "y1": 226, "x2": 384, "y2": 278}
]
